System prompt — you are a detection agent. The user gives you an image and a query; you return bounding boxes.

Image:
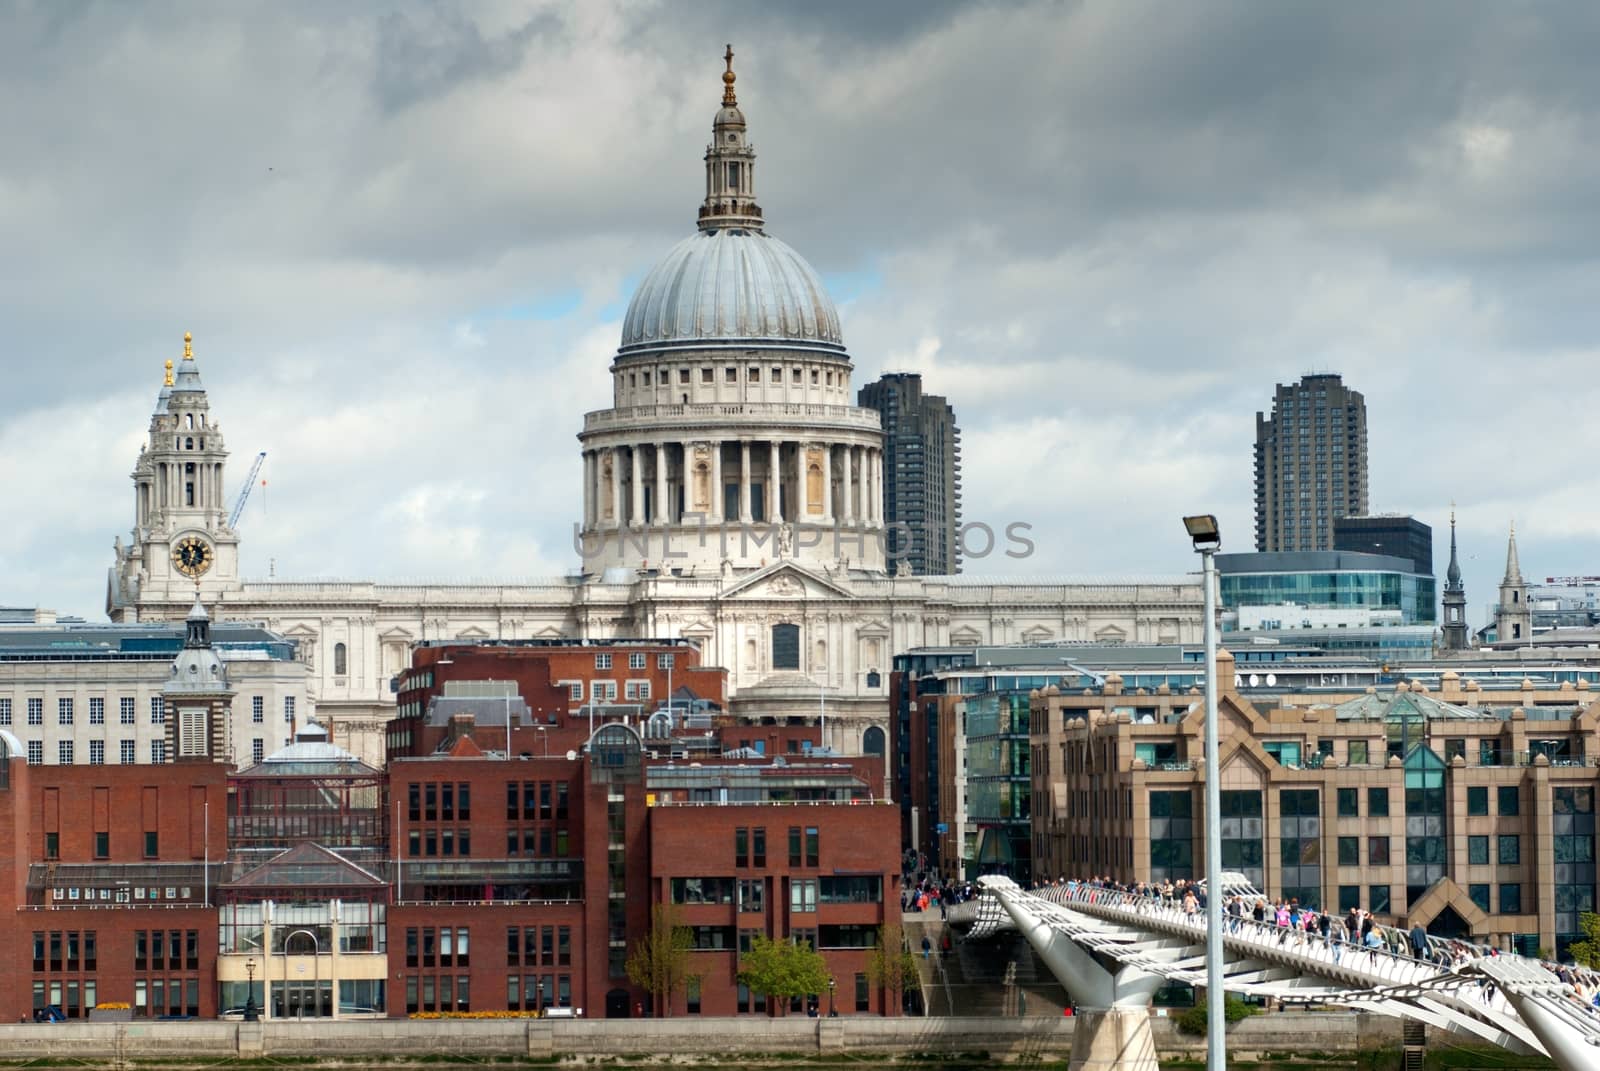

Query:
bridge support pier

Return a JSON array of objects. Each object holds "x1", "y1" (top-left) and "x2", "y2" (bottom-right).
[{"x1": 1069, "y1": 1007, "x2": 1160, "y2": 1071}]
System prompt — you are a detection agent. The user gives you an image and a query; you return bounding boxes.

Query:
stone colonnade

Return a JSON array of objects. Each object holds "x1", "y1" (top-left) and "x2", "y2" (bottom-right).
[{"x1": 581, "y1": 440, "x2": 883, "y2": 528}]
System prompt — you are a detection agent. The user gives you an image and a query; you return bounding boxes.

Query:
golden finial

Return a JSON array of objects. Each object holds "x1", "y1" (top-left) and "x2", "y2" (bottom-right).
[
  {"x1": 164, "y1": 359, "x2": 174, "y2": 387},
  {"x1": 182, "y1": 331, "x2": 194, "y2": 361},
  {"x1": 722, "y1": 43, "x2": 737, "y2": 105}
]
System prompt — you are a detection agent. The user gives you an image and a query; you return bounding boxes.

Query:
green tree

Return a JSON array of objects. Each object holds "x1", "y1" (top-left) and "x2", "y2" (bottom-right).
[
  {"x1": 737, "y1": 935, "x2": 832, "y2": 1015},
  {"x1": 1567, "y1": 911, "x2": 1600, "y2": 969},
  {"x1": 625, "y1": 904, "x2": 700, "y2": 1017},
  {"x1": 865, "y1": 923, "x2": 921, "y2": 1012}
]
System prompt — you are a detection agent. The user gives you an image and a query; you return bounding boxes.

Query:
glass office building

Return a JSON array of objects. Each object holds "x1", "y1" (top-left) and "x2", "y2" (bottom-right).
[{"x1": 1217, "y1": 550, "x2": 1437, "y2": 626}]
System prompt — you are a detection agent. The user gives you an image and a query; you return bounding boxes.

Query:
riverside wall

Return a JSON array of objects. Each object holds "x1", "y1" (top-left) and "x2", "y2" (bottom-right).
[{"x1": 0, "y1": 1012, "x2": 1409, "y2": 1062}]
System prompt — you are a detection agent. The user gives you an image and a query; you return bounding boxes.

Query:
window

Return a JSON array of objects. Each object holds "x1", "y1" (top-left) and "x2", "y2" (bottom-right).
[
  {"x1": 1467, "y1": 787, "x2": 1488, "y2": 816},
  {"x1": 45, "y1": 833, "x2": 58, "y2": 860},
  {"x1": 252, "y1": 696, "x2": 264, "y2": 724},
  {"x1": 1499, "y1": 884, "x2": 1522, "y2": 914},
  {"x1": 753, "y1": 827, "x2": 766, "y2": 867},
  {"x1": 252, "y1": 738, "x2": 264, "y2": 764},
  {"x1": 333, "y1": 643, "x2": 347, "y2": 676},
  {"x1": 725, "y1": 367, "x2": 737, "y2": 383},
  {"x1": 1367, "y1": 837, "x2": 1389, "y2": 865},
  {"x1": 624, "y1": 680, "x2": 651, "y2": 701},
  {"x1": 735, "y1": 827, "x2": 748, "y2": 867},
  {"x1": 1336, "y1": 788, "x2": 1358, "y2": 817},
  {"x1": 1468, "y1": 884, "x2": 1490, "y2": 912},
  {"x1": 595, "y1": 653, "x2": 612, "y2": 670},
  {"x1": 89, "y1": 698, "x2": 104, "y2": 725},
  {"x1": 1338, "y1": 886, "x2": 1360, "y2": 912},
  {"x1": 790, "y1": 879, "x2": 817, "y2": 912},
  {"x1": 679, "y1": 368, "x2": 690, "y2": 385},
  {"x1": 789, "y1": 826, "x2": 802, "y2": 866},
  {"x1": 0, "y1": 698, "x2": 8, "y2": 725},
  {"x1": 700, "y1": 367, "x2": 714, "y2": 384},
  {"x1": 1337, "y1": 837, "x2": 1359, "y2": 866},
  {"x1": 1369, "y1": 884, "x2": 1391, "y2": 914},
  {"x1": 805, "y1": 827, "x2": 819, "y2": 868},
  {"x1": 565, "y1": 682, "x2": 582, "y2": 702},
  {"x1": 283, "y1": 696, "x2": 295, "y2": 723},
  {"x1": 59, "y1": 698, "x2": 74, "y2": 725},
  {"x1": 772, "y1": 624, "x2": 800, "y2": 670},
  {"x1": 150, "y1": 697, "x2": 164, "y2": 724},
  {"x1": 1468, "y1": 835, "x2": 1489, "y2": 865},
  {"x1": 178, "y1": 706, "x2": 206, "y2": 757},
  {"x1": 590, "y1": 680, "x2": 617, "y2": 702},
  {"x1": 628, "y1": 652, "x2": 646, "y2": 670},
  {"x1": 144, "y1": 832, "x2": 159, "y2": 858},
  {"x1": 89, "y1": 741, "x2": 105, "y2": 766},
  {"x1": 94, "y1": 832, "x2": 109, "y2": 859},
  {"x1": 119, "y1": 740, "x2": 135, "y2": 765},
  {"x1": 657, "y1": 653, "x2": 675, "y2": 670},
  {"x1": 1347, "y1": 740, "x2": 1368, "y2": 765},
  {"x1": 748, "y1": 367, "x2": 760, "y2": 382},
  {"x1": 1367, "y1": 787, "x2": 1389, "y2": 817},
  {"x1": 27, "y1": 741, "x2": 41, "y2": 765},
  {"x1": 58, "y1": 741, "x2": 74, "y2": 765},
  {"x1": 1497, "y1": 786, "x2": 1520, "y2": 816},
  {"x1": 120, "y1": 697, "x2": 135, "y2": 725},
  {"x1": 151, "y1": 741, "x2": 165, "y2": 764},
  {"x1": 1497, "y1": 835, "x2": 1520, "y2": 865}
]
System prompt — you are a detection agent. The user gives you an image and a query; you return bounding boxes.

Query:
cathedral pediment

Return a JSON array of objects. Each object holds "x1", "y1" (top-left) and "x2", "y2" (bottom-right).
[
  {"x1": 949, "y1": 625, "x2": 985, "y2": 646},
  {"x1": 718, "y1": 562, "x2": 854, "y2": 602}
]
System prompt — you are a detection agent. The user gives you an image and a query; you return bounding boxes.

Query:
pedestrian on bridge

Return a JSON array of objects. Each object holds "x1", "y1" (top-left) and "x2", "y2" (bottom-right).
[{"x1": 1409, "y1": 923, "x2": 1429, "y2": 960}]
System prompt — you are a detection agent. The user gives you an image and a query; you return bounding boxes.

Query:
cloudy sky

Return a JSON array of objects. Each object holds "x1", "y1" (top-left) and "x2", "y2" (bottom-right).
[{"x1": 3, "y1": 0, "x2": 1596, "y2": 627}]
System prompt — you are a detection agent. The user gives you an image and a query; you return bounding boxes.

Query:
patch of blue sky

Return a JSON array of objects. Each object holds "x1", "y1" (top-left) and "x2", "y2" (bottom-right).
[
  {"x1": 482, "y1": 289, "x2": 584, "y2": 322},
  {"x1": 821, "y1": 266, "x2": 883, "y2": 304}
]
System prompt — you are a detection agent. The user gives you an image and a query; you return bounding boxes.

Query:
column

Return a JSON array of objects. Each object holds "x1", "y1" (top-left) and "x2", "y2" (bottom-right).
[
  {"x1": 630, "y1": 445, "x2": 644, "y2": 526},
  {"x1": 873, "y1": 449, "x2": 884, "y2": 522},
  {"x1": 738, "y1": 441, "x2": 753, "y2": 522},
  {"x1": 820, "y1": 444, "x2": 834, "y2": 523},
  {"x1": 582, "y1": 452, "x2": 594, "y2": 527},
  {"x1": 842, "y1": 445, "x2": 855, "y2": 525},
  {"x1": 655, "y1": 444, "x2": 669, "y2": 524},
  {"x1": 768, "y1": 441, "x2": 781, "y2": 522},
  {"x1": 610, "y1": 448, "x2": 624, "y2": 529},
  {"x1": 710, "y1": 439, "x2": 723, "y2": 522},
  {"x1": 792, "y1": 441, "x2": 806, "y2": 520}
]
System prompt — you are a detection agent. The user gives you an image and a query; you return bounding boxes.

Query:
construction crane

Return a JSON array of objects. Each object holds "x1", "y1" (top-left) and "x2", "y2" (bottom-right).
[{"x1": 228, "y1": 451, "x2": 267, "y2": 529}]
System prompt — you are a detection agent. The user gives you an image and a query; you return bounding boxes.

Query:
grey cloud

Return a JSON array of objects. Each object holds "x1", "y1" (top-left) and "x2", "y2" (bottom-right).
[{"x1": 3, "y1": 1, "x2": 1598, "y2": 624}]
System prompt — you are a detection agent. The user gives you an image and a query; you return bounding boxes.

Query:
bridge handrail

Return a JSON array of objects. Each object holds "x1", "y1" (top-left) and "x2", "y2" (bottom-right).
[{"x1": 1033, "y1": 880, "x2": 1600, "y2": 990}]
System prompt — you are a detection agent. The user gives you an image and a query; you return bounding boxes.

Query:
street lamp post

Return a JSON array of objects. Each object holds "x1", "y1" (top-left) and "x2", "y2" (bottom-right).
[
  {"x1": 1182, "y1": 513, "x2": 1225, "y2": 1071},
  {"x1": 827, "y1": 977, "x2": 836, "y2": 1017},
  {"x1": 244, "y1": 959, "x2": 258, "y2": 1022}
]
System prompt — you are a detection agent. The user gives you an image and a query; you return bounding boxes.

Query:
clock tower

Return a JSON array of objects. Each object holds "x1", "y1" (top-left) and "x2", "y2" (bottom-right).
[{"x1": 108, "y1": 333, "x2": 242, "y2": 621}]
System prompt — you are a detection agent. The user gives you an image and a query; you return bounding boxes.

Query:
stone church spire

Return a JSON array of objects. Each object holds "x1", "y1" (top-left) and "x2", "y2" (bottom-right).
[
  {"x1": 698, "y1": 44, "x2": 764, "y2": 233},
  {"x1": 1495, "y1": 521, "x2": 1531, "y2": 645},
  {"x1": 1440, "y1": 509, "x2": 1468, "y2": 651}
]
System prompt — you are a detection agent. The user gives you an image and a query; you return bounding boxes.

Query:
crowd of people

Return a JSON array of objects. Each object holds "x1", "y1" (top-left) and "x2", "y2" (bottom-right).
[{"x1": 1029, "y1": 874, "x2": 1600, "y2": 1018}]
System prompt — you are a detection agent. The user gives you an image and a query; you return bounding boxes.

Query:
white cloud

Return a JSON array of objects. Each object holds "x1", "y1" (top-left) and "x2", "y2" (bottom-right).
[{"x1": 3, "y1": 1, "x2": 1597, "y2": 630}]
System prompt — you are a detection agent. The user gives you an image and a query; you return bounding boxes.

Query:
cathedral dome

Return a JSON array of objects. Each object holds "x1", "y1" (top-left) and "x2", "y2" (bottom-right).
[{"x1": 618, "y1": 229, "x2": 844, "y2": 357}]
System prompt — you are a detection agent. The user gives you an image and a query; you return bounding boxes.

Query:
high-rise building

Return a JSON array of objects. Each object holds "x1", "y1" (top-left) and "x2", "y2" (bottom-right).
[
  {"x1": 1334, "y1": 514, "x2": 1432, "y2": 576},
  {"x1": 1253, "y1": 373, "x2": 1369, "y2": 552},
  {"x1": 856, "y1": 373, "x2": 962, "y2": 575}
]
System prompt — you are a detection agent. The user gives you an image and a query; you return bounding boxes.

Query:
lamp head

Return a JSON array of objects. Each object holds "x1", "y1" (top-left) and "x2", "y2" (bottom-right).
[{"x1": 1182, "y1": 514, "x2": 1221, "y2": 552}]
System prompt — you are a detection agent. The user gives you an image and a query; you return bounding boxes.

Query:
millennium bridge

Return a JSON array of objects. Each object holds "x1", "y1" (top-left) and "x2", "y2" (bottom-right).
[{"x1": 951, "y1": 874, "x2": 1600, "y2": 1071}]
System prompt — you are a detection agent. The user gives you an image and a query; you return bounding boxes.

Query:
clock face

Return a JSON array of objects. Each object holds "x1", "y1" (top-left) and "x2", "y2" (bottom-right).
[{"x1": 171, "y1": 536, "x2": 214, "y2": 579}]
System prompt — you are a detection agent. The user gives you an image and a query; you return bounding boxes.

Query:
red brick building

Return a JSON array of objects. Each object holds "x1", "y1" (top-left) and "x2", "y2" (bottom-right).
[
  {"x1": 0, "y1": 736, "x2": 230, "y2": 1019},
  {"x1": 387, "y1": 640, "x2": 728, "y2": 761},
  {"x1": 0, "y1": 629, "x2": 898, "y2": 1023}
]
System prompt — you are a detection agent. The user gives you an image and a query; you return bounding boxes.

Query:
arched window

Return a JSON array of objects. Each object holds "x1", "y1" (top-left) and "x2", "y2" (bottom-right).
[
  {"x1": 185, "y1": 437, "x2": 194, "y2": 451},
  {"x1": 333, "y1": 642, "x2": 348, "y2": 676},
  {"x1": 771, "y1": 624, "x2": 800, "y2": 670},
  {"x1": 185, "y1": 413, "x2": 195, "y2": 430},
  {"x1": 862, "y1": 726, "x2": 886, "y2": 757}
]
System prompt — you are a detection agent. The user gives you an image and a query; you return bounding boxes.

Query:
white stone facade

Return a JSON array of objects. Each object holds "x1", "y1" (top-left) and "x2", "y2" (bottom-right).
[
  {"x1": 103, "y1": 61, "x2": 1206, "y2": 765},
  {"x1": 0, "y1": 652, "x2": 308, "y2": 770}
]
